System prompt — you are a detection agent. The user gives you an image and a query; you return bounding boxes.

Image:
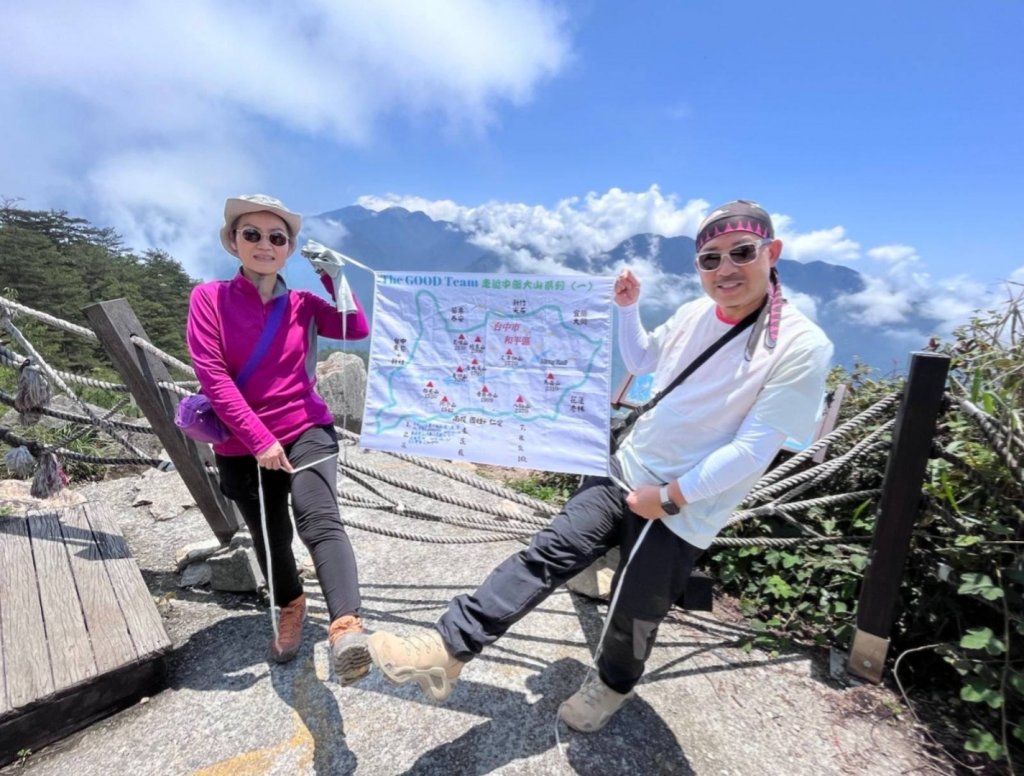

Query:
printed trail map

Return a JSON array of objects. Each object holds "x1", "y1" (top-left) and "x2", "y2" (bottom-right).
[{"x1": 360, "y1": 272, "x2": 615, "y2": 476}]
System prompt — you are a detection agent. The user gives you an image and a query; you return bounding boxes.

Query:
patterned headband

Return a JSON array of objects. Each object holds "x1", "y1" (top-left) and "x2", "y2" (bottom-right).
[{"x1": 696, "y1": 201, "x2": 774, "y2": 251}]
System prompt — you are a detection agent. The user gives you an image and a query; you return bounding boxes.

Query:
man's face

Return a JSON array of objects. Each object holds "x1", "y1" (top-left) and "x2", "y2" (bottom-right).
[{"x1": 697, "y1": 231, "x2": 782, "y2": 319}]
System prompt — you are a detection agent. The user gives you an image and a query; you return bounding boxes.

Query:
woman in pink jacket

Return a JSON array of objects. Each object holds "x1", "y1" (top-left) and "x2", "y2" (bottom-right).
[{"x1": 186, "y1": 194, "x2": 371, "y2": 684}]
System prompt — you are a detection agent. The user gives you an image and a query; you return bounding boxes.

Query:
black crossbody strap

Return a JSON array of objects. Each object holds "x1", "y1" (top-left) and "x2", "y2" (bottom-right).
[{"x1": 632, "y1": 299, "x2": 765, "y2": 419}]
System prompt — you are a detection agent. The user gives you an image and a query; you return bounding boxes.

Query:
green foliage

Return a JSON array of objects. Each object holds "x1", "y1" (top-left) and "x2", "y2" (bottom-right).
[
  {"x1": 710, "y1": 286, "x2": 1024, "y2": 770},
  {"x1": 502, "y1": 471, "x2": 578, "y2": 505},
  {"x1": 514, "y1": 285, "x2": 1024, "y2": 770},
  {"x1": 0, "y1": 203, "x2": 199, "y2": 370},
  {"x1": 1, "y1": 203, "x2": 193, "y2": 480}
]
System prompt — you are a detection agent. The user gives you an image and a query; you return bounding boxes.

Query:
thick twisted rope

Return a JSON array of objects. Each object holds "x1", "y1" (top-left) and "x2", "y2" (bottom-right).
[
  {"x1": 41, "y1": 397, "x2": 133, "y2": 453},
  {"x1": 712, "y1": 534, "x2": 871, "y2": 548},
  {"x1": 338, "y1": 514, "x2": 530, "y2": 544},
  {"x1": 1, "y1": 344, "x2": 131, "y2": 392},
  {"x1": 726, "y1": 489, "x2": 881, "y2": 527},
  {"x1": 0, "y1": 425, "x2": 166, "y2": 467},
  {"x1": 744, "y1": 421, "x2": 894, "y2": 505},
  {"x1": 129, "y1": 334, "x2": 197, "y2": 378},
  {"x1": 337, "y1": 491, "x2": 536, "y2": 537},
  {"x1": 752, "y1": 391, "x2": 901, "y2": 490},
  {"x1": 0, "y1": 388, "x2": 155, "y2": 434},
  {"x1": 953, "y1": 395, "x2": 1024, "y2": 485},
  {"x1": 0, "y1": 294, "x2": 98, "y2": 340},
  {"x1": 338, "y1": 457, "x2": 552, "y2": 528},
  {"x1": 1, "y1": 314, "x2": 152, "y2": 459},
  {"x1": 336, "y1": 427, "x2": 560, "y2": 515}
]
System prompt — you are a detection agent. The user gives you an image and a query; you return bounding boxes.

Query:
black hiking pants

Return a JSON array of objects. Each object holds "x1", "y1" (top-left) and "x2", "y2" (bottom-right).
[
  {"x1": 436, "y1": 462, "x2": 703, "y2": 694},
  {"x1": 216, "y1": 424, "x2": 361, "y2": 621}
]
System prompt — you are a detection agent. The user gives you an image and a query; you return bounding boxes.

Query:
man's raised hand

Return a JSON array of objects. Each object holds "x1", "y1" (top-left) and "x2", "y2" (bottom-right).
[{"x1": 614, "y1": 269, "x2": 641, "y2": 307}]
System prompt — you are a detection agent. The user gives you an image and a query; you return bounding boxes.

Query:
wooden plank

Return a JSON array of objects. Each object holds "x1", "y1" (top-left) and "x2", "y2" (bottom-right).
[
  {"x1": 0, "y1": 517, "x2": 54, "y2": 709},
  {"x1": 59, "y1": 507, "x2": 137, "y2": 673},
  {"x1": 82, "y1": 505, "x2": 171, "y2": 656},
  {"x1": 0, "y1": 654, "x2": 165, "y2": 767},
  {"x1": 0, "y1": 530, "x2": 6, "y2": 718},
  {"x1": 83, "y1": 299, "x2": 241, "y2": 544},
  {"x1": 29, "y1": 512, "x2": 99, "y2": 691}
]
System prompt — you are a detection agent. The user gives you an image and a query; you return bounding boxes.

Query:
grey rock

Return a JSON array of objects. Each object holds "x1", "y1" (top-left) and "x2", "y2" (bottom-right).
[
  {"x1": 208, "y1": 543, "x2": 263, "y2": 592},
  {"x1": 315, "y1": 351, "x2": 366, "y2": 433},
  {"x1": 178, "y1": 561, "x2": 212, "y2": 588},
  {"x1": 174, "y1": 538, "x2": 223, "y2": 571},
  {"x1": 566, "y1": 548, "x2": 620, "y2": 600},
  {"x1": 132, "y1": 467, "x2": 197, "y2": 521}
]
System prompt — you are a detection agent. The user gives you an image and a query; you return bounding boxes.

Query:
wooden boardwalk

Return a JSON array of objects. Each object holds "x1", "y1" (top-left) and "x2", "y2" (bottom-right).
[{"x1": 0, "y1": 503, "x2": 170, "y2": 765}]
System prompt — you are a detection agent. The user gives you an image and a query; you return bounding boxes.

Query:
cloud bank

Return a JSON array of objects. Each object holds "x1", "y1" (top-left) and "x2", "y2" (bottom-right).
[
  {"x1": 356, "y1": 190, "x2": 1024, "y2": 336},
  {"x1": 1, "y1": 0, "x2": 571, "y2": 276}
]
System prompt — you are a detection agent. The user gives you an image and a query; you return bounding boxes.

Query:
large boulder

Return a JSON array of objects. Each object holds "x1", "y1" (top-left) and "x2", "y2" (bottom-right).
[{"x1": 316, "y1": 351, "x2": 366, "y2": 434}]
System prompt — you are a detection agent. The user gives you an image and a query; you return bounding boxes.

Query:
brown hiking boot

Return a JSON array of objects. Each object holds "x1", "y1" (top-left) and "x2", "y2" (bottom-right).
[
  {"x1": 270, "y1": 593, "x2": 306, "y2": 663},
  {"x1": 366, "y1": 629, "x2": 464, "y2": 701},
  {"x1": 558, "y1": 673, "x2": 634, "y2": 732},
  {"x1": 329, "y1": 614, "x2": 371, "y2": 686}
]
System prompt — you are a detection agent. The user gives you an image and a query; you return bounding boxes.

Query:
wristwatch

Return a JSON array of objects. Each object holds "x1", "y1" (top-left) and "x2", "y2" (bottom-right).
[{"x1": 660, "y1": 484, "x2": 681, "y2": 516}]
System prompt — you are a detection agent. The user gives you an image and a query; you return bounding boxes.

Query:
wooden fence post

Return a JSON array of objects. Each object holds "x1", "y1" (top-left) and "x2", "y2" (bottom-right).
[
  {"x1": 83, "y1": 299, "x2": 240, "y2": 544},
  {"x1": 847, "y1": 351, "x2": 950, "y2": 682}
]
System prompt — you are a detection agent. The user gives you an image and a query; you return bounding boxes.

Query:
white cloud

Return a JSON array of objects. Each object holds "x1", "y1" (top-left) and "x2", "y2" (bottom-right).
[
  {"x1": 837, "y1": 276, "x2": 913, "y2": 326},
  {"x1": 1, "y1": 0, "x2": 572, "y2": 277},
  {"x1": 774, "y1": 217, "x2": 861, "y2": 264},
  {"x1": 359, "y1": 185, "x2": 708, "y2": 264},
  {"x1": 867, "y1": 244, "x2": 917, "y2": 264}
]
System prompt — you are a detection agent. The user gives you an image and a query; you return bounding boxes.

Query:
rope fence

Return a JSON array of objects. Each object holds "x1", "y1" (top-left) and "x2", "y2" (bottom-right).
[{"x1": 1, "y1": 292, "x2": 1002, "y2": 557}]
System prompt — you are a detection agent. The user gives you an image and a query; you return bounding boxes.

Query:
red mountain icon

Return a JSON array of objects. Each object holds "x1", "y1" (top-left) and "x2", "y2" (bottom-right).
[
  {"x1": 426, "y1": 381, "x2": 434, "y2": 388},
  {"x1": 516, "y1": 395, "x2": 525, "y2": 403}
]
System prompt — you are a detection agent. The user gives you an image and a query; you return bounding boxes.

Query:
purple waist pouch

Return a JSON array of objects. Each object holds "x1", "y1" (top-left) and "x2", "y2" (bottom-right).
[{"x1": 175, "y1": 393, "x2": 230, "y2": 444}]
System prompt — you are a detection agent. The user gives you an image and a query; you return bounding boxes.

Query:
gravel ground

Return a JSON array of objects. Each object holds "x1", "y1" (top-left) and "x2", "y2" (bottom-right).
[{"x1": 1, "y1": 444, "x2": 952, "y2": 775}]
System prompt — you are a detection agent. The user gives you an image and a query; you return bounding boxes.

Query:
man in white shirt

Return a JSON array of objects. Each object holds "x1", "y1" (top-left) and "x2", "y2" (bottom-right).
[{"x1": 367, "y1": 200, "x2": 834, "y2": 733}]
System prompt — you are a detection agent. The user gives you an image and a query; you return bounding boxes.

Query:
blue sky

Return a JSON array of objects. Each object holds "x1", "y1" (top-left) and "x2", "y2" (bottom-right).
[{"x1": 3, "y1": 0, "x2": 1022, "y2": 334}]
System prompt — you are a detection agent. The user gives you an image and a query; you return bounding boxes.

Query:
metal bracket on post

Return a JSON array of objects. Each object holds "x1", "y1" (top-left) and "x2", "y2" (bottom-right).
[
  {"x1": 83, "y1": 298, "x2": 240, "y2": 544},
  {"x1": 846, "y1": 351, "x2": 950, "y2": 683}
]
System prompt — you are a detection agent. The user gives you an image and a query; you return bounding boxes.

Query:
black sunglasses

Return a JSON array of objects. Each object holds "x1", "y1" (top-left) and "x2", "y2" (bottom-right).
[
  {"x1": 237, "y1": 226, "x2": 290, "y2": 248},
  {"x1": 695, "y1": 239, "x2": 770, "y2": 272}
]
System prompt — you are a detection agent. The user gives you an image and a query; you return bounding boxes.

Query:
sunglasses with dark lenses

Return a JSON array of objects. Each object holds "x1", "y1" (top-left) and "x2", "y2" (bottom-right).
[
  {"x1": 695, "y1": 239, "x2": 770, "y2": 272},
  {"x1": 237, "y1": 226, "x2": 290, "y2": 247}
]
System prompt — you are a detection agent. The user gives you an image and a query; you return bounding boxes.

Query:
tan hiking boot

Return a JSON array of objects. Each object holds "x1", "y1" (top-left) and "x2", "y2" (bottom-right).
[
  {"x1": 329, "y1": 614, "x2": 371, "y2": 686},
  {"x1": 366, "y1": 629, "x2": 464, "y2": 701},
  {"x1": 558, "y1": 673, "x2": 635, "y2": 732},
  {"x1": 270, "y1": 593, "x2": 306, "y2": 663}
]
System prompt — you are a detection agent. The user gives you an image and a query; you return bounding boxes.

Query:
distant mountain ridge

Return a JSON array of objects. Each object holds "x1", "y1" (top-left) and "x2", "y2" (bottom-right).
[{"x1": 309, "y1": 205, "x2": 937, "y2": 371}]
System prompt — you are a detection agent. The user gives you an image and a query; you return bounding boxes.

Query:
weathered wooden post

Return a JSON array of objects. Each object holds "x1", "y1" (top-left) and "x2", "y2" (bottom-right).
[
  {"x1": 847, "y1": 351, "x2": 950, "y2": 682},
  {"x1": 83, "y1": 299, "x2": 240, "y2": 544}
]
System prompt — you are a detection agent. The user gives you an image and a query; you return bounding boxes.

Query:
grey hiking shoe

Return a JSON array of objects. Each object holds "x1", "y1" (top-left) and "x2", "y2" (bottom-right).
[
  {"x1": 558, "y1": 673, "x2": 635, "y2": 732},
  {"x1": 366, "y1": 629, "x2": 464, "y2": 701}
]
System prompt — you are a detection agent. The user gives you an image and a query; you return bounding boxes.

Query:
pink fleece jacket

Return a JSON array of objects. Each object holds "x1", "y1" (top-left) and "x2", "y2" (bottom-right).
[{"x1": 186, "y1": 270, "x2": 369, "y2": 457}]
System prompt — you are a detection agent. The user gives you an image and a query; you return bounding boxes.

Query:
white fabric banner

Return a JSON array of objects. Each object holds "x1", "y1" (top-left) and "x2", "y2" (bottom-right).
[{"x1": 360, "y1": 271, "x2": 615, "y2": 476}]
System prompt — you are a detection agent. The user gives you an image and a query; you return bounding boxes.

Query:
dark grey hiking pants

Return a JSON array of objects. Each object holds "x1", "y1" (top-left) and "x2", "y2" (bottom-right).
[
  {"x1": 216, "y1": 424, "x2": 361, "y2": 621},
  {"x1": 436, "y1": 464, "x2": 703, "y2": 694}
]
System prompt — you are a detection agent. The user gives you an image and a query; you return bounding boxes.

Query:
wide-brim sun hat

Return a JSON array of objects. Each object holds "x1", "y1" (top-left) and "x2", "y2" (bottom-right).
[{"x1": 220, "y1": 194, "x2": 303, "y2": 257}]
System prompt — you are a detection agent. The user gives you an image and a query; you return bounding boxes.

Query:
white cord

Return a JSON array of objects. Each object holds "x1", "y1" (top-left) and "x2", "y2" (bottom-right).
[{"x1": 258, "y1": 451, "x2": 339, "y2": 645}]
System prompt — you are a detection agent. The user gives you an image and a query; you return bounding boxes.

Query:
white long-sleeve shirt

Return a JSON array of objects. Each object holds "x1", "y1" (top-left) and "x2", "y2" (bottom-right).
[{"x1": 615, "y1": 296, "x2": 833, "y2": 549}]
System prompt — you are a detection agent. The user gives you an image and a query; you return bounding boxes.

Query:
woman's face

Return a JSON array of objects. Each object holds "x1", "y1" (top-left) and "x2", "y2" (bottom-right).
[{"x1": 229, "y1": 211, "x2": 292, "y2": 279}]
